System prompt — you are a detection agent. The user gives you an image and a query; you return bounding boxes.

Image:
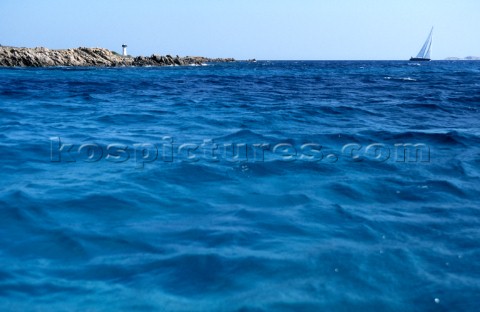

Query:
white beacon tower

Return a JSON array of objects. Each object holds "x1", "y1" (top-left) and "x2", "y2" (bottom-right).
[{"x1": 122, "y1": 44, "x2": 128, "y2": 56}]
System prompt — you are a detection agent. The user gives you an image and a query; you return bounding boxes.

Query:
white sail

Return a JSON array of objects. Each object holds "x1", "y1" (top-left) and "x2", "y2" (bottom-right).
[
  {"x1": 416, "y1": 27, "x2": 433, "y2": 59},
  {"x1": 425, "y1": 38, "x2": 432, "y2": 59}
]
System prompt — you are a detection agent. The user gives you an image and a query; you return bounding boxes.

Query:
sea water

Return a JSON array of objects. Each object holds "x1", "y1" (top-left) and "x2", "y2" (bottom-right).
[{"x1": 0, "y1": 61, "x2": 479, "y2": 311}]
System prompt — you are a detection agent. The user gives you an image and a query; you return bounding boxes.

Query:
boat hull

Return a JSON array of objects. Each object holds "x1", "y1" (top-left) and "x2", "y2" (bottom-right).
[{"x1": 410, "y1": 57, "x2": 431, "y2": 62}]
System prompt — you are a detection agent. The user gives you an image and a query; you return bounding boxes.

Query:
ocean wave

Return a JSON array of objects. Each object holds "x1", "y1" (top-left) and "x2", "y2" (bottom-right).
[{"x1": 1, "y1": 61, "x2": 480, "y2": 310}]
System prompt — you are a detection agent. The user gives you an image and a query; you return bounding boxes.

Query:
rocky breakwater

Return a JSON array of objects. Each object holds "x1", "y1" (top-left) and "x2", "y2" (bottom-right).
[
  {"x1": 0, "y1": 46, "x2": 235, "y2": 67},
  {"x1": 132, "y1": 54, "x2": 235, "y2": 66}
]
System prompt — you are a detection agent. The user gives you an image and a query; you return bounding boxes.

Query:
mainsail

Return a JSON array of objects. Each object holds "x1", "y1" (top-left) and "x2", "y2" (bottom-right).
[{"x1": 415, "y1": 27, "x2": 433, "y2": 59}]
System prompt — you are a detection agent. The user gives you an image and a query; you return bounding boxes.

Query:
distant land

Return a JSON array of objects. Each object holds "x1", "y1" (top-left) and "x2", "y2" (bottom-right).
[
  {"x1": 444, "y1": 56, "x2": 480, "y2": 60},
  {"x1": 0, "y1": 45, "x2": 235, "y2": 67}
]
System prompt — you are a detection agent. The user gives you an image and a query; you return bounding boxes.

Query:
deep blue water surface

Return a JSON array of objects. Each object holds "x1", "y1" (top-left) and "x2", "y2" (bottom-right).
[{"x1": 0, "y1": 61, "x2": 480, "y2": 311}]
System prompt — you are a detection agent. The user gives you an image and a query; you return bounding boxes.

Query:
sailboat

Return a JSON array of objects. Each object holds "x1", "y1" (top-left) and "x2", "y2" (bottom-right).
[{"x1": 410, "y1": 27, "x2": 433, "y2": 61}]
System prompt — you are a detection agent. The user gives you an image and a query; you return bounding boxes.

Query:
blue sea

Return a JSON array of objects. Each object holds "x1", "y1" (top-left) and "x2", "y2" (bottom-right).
[{"x1": 0, "y1": 61, "x2": 479, "y2": 311}]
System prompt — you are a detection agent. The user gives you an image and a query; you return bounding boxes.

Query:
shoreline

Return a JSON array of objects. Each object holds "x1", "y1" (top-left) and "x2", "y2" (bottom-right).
[{"x1": 0, "y1": 46, "x2": 235, "y2": 67}]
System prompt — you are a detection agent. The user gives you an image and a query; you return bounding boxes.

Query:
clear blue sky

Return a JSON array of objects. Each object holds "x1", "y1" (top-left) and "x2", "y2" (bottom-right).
[{"x1": 1, "y1": 0, "x2": 479, "y2": 60}]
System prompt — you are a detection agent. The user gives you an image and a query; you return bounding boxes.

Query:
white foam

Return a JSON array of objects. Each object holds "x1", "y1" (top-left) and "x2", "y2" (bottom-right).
[{"x1": 384, "y1": 76, "x2": 417, "y2": 82}]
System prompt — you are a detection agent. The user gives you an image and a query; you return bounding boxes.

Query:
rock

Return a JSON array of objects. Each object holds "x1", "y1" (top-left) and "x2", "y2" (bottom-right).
[{"x1": 174, "y1": 56, "x2": 183, "y2": 66}]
